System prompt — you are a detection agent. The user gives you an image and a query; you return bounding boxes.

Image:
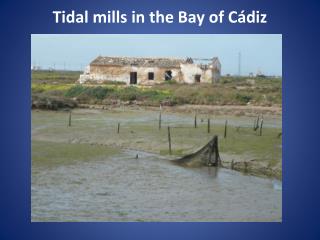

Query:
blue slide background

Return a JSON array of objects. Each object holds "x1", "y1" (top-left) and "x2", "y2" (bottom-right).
[{"x1": 1, "y1": 0, "x2": 320, "y2": 239}]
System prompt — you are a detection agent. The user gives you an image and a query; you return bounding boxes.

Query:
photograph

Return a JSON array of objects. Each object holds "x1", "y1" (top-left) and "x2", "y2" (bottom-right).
[{"x1": 31, "y1": 34, "x2": 282, "y2": 222}]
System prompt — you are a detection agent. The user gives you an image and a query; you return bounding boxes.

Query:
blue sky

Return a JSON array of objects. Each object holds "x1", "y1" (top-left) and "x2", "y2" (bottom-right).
[{"x1": 31, "y1": 34, "x2": 282, "y2": 76}]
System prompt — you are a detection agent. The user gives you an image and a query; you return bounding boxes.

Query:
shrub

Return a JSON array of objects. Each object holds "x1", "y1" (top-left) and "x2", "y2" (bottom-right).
[
  {"x1": 65, "y1": 85, "x2": 112, "y2": 100},
  {"x1": 235, "y1": 93, "x2": 252, "y2": 104},
  {"x1": 84, "y1": 86, "x2": 110, "y2": 100},
  {"x1": 32, "y1": 94, "x2": 77, "y2": 110},
  {"x1": 116, "y1": 87, "x2": 139, "y2": 101},
  {"x1": 65, "y1": 85, "x2": 86, "y2": 97},
  {"x1": 44, "y1": 90, "x2": 65, "y2": 97}
]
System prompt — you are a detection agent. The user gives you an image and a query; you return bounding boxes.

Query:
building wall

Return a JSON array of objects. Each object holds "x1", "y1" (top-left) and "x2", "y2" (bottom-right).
[
  {"x1": 180, "y1": 64, "x2": 214, "y2": 84},
  {"x1": 87, "y1": 65, "x2": 130, "y2": 83},
  {"x1": 135, "y1": 67, "x2": 181, "y2": 85},
  {"x1": 80, "y1": 65, "x2": 182, "y2": 85},
  {"x1": 79, "y1": 61, "x2": 220, "y2": 85}
]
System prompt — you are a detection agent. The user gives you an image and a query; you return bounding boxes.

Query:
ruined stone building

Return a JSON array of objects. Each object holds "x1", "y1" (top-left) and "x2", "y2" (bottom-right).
[{"x1": 79, "y1": 56, "x2": 221, "y2": 85}]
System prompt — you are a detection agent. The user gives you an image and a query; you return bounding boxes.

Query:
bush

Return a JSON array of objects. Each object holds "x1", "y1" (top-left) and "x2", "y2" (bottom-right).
[
  {"x1": 235, "y1": 93, "x2": 252, "y2": 104},
  {"x1": 32, "y1": 94, "x2": 77, "y2": 110},
  {"x1": 65, "y1": 85, "x2": 86, "y2": 97},
  {"x1": 114, "y1": 87, "x2": 139, "y2": 101},
  {"x1": 84, "y1": 86, "x2": 110, "y2": 100},
  {"x1": 44, "y1": 90, "x2": 65, "y2": 97},
  {"x1": 65, "y1": 85, "x2": 112, "y2": 100}
]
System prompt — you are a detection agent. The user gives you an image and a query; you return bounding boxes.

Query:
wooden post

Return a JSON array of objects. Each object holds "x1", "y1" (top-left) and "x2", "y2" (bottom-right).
[
  {"x1": 254, "y1": 115, "x2": 260, "y2": 131},
  {"x1": 259, "y1": 119, "x2": 264, "y2": 136},
  {"x1": 159, "y1": 111, "x2": 162, "y2": 130},
  {"x1": 212, "y1": 135, "x2": 221, "y2": 166},
  {"x1": 231, "y1": 160, "x2": 234, "y2": 170},
  {"x1": 224, "y1": 120, "x2": 228, "y2": 138},
  {"x1": 117, "y1": 122, "x2": 120, "y2": 134},
  {"x1": 68, "y1": 111, "x2": 72, "y2": 127},
  {"x1": 167, "y1": 126, "x2": 172, "y2": 155},
  {"x1": 213, "y1": 136, "x2": 218, "y2": 165},
  {"x1": 194, "y1": 113, "x2": 197, "y2": 128},
  {"x1": 207, "y1": 118, "x2": 210, "y2": 133}
]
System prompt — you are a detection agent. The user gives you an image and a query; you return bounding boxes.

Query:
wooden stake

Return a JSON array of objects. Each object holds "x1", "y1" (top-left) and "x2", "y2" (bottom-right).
[
  {"x1": 208, "y1": 135, "x2": 221, "y2": 166},
  {"x1": 159, "y1": 111, "x2": 162, "y2": 130},
  {"x1": 168, "y1": 126, "x2": 172, "y2": 155},
  {"x1": 117, "y1": 122, "x2": 120, "y2": 134},
  {"x1": 194, "y1": 113, "x2": 197, "y2": 128},
  {"x1": 224, "y1": 120, "x2": 228, "y2": 138},
  {"x1": 207, "y1": 118, "x2": 210, "y2": 133},
  {"x1": 68, "y1": 111, "x2": 72, "y2": 127},
  {"x1": 213, "y1": 135, "x2": 220, "y2": 166},
  {"x1": 254, "y1": 115, "x2": 260, "y2": 131},
  {"x1": 259, "y1": 119, "x2": 264, "y2": 136}
]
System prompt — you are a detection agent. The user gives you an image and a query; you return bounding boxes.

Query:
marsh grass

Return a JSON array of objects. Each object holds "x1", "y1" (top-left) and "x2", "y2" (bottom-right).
[
  {"x1": 32, "y1": 109, "x2": 281, "y2": 177},
  {"x1": 32, "y1": 141, "x2": 120, "y2": 167},
  {"x1": 32, "y1": 71, "x2": 282, "y2": 107}
]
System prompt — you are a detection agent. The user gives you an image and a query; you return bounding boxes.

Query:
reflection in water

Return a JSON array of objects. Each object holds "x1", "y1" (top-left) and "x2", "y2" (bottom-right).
[
  {"x1": 32, "y1": 150, "x2": 282, "y2": 222},
  {"x1": 207, "y1": 166, "x2": 219, "y2": 178}
]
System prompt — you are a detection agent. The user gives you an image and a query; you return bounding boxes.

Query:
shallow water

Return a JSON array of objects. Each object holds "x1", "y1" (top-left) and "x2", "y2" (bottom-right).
[{"x1": 32, "y1": 149, "x2": 281, "y2": 222}]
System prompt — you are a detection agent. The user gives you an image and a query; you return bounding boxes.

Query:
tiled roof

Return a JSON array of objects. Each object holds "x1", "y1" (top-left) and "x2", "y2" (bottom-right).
[{"x1": 90, "y1": 56, "x2": 187, "y2": 68}]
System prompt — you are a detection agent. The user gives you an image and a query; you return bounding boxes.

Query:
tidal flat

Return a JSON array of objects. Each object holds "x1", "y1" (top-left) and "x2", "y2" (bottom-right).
[{"x1": 31, "y1": 108, "x2": 282, "y2": 222}]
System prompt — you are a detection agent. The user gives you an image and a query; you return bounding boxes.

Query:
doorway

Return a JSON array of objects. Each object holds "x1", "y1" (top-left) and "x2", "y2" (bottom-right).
[
  {"x1": 195, "y1": 74, "x2": 201, "y2": 83},
  {"x1": 130, "y1": 72, "x2": 137, "y2": 84}
]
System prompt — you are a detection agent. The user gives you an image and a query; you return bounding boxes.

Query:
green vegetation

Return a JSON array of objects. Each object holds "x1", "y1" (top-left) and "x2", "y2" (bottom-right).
[
  {"x1": 32, "y1": 109, "x2": 282, "y2": 178},
  {"x1": 32, "y1": 140, "x2": 120, "y2": 167},
  {"x1": 32, "y1": 70, "x2": 82, "y2": 84},
  {"x1": 31, "y1": 70, "x2": 282, "y2": 109},
  {"x1": 218, "y1": 126, "x2": 281, "y2": 161},
  {"x1": 31, "y1": 83, "x2": 73, "y2": 94},
  {"x1": 65, "y1": 85, "x2": 111, "y2": 100}
]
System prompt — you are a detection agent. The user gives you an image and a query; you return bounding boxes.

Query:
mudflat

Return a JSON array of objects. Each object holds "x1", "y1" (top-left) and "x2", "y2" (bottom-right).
[{"x1": 32, "y1": 108, "x2": 282, "y2": 221}]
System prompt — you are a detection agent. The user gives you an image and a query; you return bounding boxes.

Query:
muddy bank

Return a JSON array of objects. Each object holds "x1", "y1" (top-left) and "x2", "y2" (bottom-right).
[
  {"x1": 31, "y1": 92, "x2": 281, "y2": 117},
  {"x1": 220, "y1": 154, "x2": 282, "y2": 180},
  {"x1": 32, "y1": 94, "x2": 77, "y2": 110}
]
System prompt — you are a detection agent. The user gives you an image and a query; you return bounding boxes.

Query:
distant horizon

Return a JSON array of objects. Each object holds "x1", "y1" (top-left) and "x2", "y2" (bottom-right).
[{"x1": 31, "y1": 34, "x2": 282, "y2": 76}]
